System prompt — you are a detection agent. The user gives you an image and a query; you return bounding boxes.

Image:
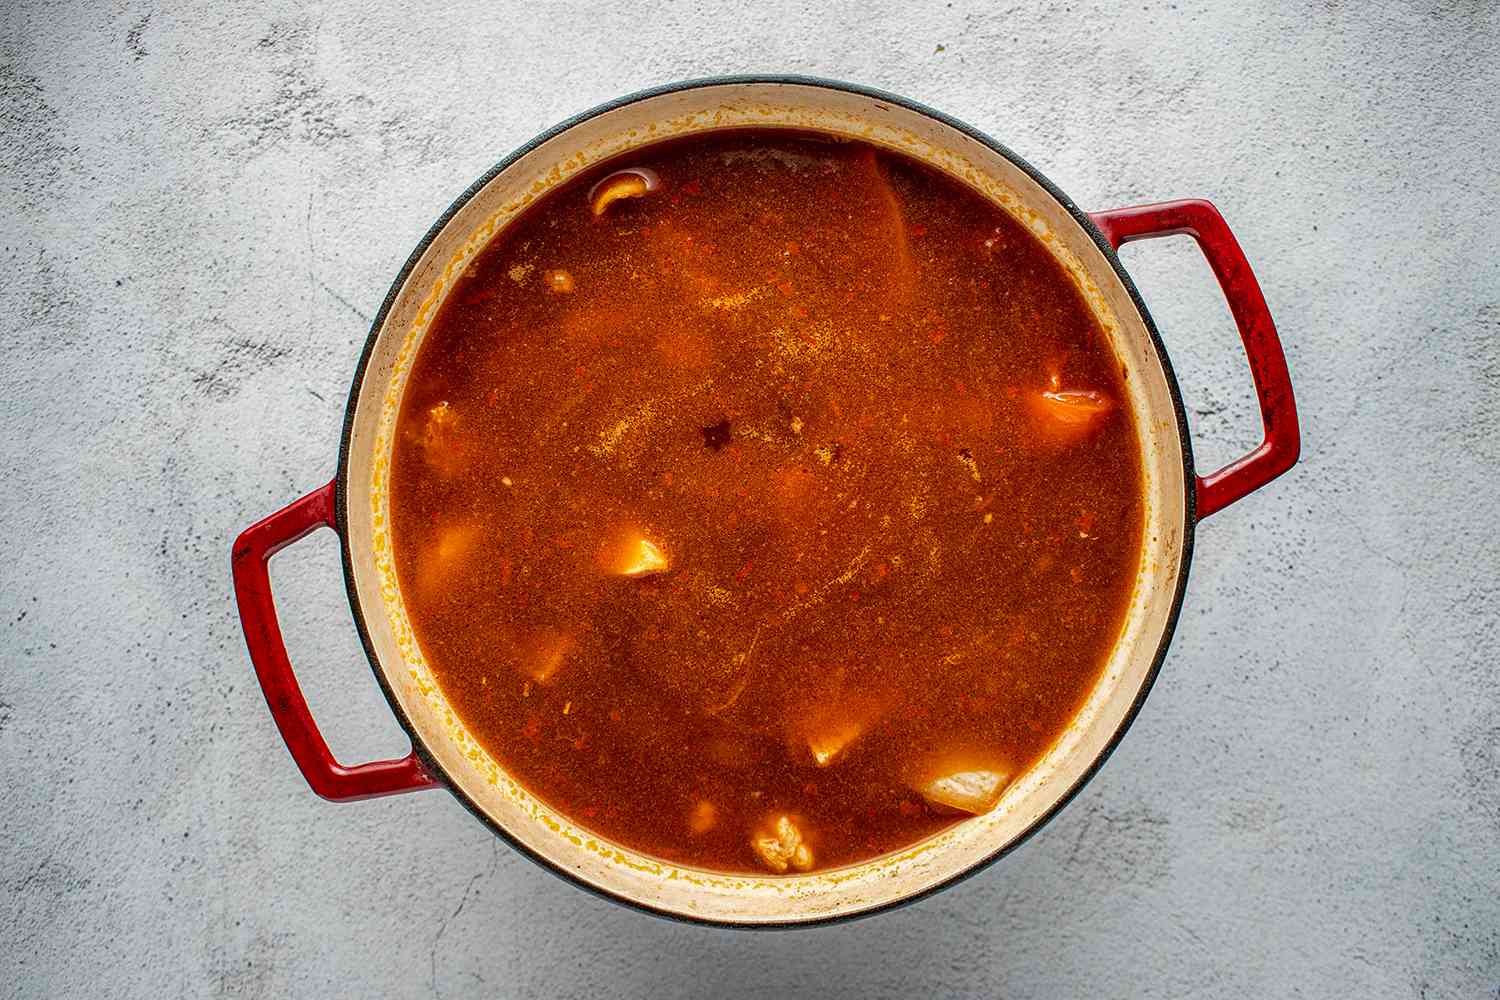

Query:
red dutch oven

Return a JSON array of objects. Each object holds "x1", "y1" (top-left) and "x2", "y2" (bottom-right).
[{"x1": 232, "y1": 77, "x2": 1299, "y2": 926}]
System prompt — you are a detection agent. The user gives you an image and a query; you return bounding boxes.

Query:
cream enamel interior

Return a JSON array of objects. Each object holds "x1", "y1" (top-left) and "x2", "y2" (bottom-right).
[{"x1": 341, "y1": 82, "x2": 1188, "y2": 925}]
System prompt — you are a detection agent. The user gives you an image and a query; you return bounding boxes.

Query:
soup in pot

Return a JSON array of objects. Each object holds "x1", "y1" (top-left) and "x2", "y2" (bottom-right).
[{"x1": 389, "y1": 131, "x2": 1144, "y2": 874}]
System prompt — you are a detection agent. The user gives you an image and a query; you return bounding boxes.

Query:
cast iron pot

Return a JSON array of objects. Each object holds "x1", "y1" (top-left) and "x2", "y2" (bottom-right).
[{"x1": 232, "y1": 76, "x2": 1300, "y2": 927}]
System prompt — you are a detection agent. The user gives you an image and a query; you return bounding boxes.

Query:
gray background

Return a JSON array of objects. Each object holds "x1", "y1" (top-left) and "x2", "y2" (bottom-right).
[{"x1": 3, "y1": 1, "x2": 1496, "y2": 996}]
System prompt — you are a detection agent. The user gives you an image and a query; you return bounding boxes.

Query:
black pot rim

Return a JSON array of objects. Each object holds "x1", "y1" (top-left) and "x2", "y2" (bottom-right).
[{"x1": 334, "y1": 73, "x2": 1197, "y2": 929}]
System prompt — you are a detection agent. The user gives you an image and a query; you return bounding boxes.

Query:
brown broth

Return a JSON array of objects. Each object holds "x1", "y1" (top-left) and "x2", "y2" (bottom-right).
[{"x1": 389, "y1": 131, "x2": 1144, "y2": 874}]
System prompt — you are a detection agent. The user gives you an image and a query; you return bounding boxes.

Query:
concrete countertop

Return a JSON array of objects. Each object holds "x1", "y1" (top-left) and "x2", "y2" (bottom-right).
[{"x1": 3, "y1": 1, "x2": 1496, "y2": 996}]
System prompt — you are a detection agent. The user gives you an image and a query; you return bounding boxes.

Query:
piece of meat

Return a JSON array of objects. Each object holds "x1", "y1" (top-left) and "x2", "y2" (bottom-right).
[{"x1": 751, "y1": 815, "x2": 813, "y2": 873}]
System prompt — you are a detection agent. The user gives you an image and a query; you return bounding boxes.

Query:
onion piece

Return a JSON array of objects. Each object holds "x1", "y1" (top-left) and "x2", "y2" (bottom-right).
[
  {"x1": 798, "y1": 696, "x2": 885, "y2": 767},
  {"x1": 1028, "y1": 369, "x2": 1114, "y2": 441},
  {"x1": 914, "y1": 763, "x2": 1011, "y2": 816},
  {"x1": 1033, "y1": 389, "x2": 1113, "y2": 425},
  {"x1": 588, "y1": 167, "x2": 662, "y2": 217},
  {"x1": 620, "y1": 538, "x2": 668, "y2": 577},
  {"x1": 601, "y1": 529, "x2": 670, "y2": 578}
]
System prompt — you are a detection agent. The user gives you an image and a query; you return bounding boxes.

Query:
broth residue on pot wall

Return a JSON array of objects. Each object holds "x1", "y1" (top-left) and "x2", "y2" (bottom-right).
[{"x1": 389, "y1": 130, "x2": 1144, "y2": 874}]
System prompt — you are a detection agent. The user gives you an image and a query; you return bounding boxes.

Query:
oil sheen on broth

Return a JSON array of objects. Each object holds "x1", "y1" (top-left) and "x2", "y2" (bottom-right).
[{"x1": 390, "y1": 131, "x2": 1144, "y2": 875}]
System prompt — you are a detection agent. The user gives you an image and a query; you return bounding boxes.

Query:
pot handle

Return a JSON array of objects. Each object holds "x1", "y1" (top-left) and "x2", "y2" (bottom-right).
[
  {"x1": 1089, "y1": 199, "x2": 1300, "y2": 519},
  {"x1": 232, "y1": 479, "x2": 439, "y2": 801}
]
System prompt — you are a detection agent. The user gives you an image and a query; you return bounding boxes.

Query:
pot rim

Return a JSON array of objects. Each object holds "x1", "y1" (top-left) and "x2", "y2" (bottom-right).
[{"x1": 333, "y1": 73, "x2": 1198, "y2": 928}]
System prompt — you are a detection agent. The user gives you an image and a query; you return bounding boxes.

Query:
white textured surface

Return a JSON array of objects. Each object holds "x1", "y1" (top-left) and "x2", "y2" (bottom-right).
[{"x1": 2, "y1": 2, "x2": 1497, "y2": 997}]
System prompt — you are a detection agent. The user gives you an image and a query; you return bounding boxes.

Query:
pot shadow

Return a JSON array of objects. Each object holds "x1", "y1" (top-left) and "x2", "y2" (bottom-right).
[
  {"x1": 423, "y1": 788, "x2": 1174, "y2": 999},
  {"x1": 610, "y1": 795, "x2": 1172, "y2": 998},
  {"x1": 602, "y1": 852, "x2": 1068, "y2": 998}
]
